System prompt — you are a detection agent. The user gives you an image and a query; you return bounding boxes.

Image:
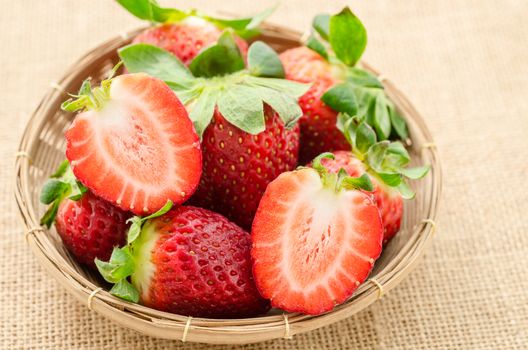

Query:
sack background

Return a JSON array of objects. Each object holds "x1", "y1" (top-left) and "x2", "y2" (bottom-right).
[{"x1": 1, "y1": 0, "x2": 527, "y2": 349}]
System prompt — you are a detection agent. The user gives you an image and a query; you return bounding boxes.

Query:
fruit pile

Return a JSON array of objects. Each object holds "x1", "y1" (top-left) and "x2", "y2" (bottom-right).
[{"x1": 40, "y1": 0, "x2": 429, "y2": 317}]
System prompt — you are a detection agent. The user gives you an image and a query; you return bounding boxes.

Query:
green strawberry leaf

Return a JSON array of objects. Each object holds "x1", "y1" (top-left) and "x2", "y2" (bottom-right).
[
  {"x1": 39, "y1": 161, "x2": 87, "y2": 228},
  {"x1": 313, "y1": 14, "x2": 330, "y2": 40},
  {"x1": 189, "y1": 89, "x2": 218, "y2": 137},
  {"x1": 40, "y1": 201, "x2": 60, "y2": 229},
  {"x1": 377, "y1": 172, "x2": 402, "y2": 187},
  {"x1": 119, "y1": 43, "x2": 193, "y2": 82},
  {"x1": 312, "y1": 152, "x2": 335, "y2": 172},
  {"x1": 189, "y1": 30, "x2": 245, "y2": 78},
  {"x1": 126, "y1": 200, "x2": 173, "y2": 244},
  {"x1": 373, "y1": 93, "x2": 391, "y2": 140},
  {"x1": 257, "y1": 86, "x2": 303, "y2": 128},
  {"x1": 306, "y1": 34, "x2": 329, "y2": 60},
  {"x1": 346, "y1": 68, "x2": 383, "y2": 88},
  {"x1": 321, "y1": 83, "x2": 358, "y2": 117},
  {"x1": 388, "y1": 103, "x2": 409, "y2": 140},
  {"x1": 40, "y1": 180, "x2": 69, "y2": 205},
  {"x1": 210, "y1": 5, "x2": 275, "y2": 39},
  {"x1": 340, "y1": 173, "x2": 374, "y2": 192},
  {"x1": 355, "y1": 121, "x2": 377, "y2": 155},
  {"x1": 401, "y1": 166, "x2": 430, "y2": 179},
  {"x1": 109, "y1": 279, "x2": 140, "y2": 303},
  {"x1": 245, "y1": 76, "x2": 310, "y2": 98},
  {"x1": 329, "y1": 7, "x2": 367, "y2": 66},
  {"x1": 397, "y1": 181, "x2": 415, "y2": 199},
  {"x1": 50, "y1": 160, "x2": 70, "y2": 178},
  {"x1": 116, "y1": 0, "x2": 186, "y2": 23},
  {"x1": 248, "y1": 41, "x2": 285, "y2": 78},
  {"x1": 95, "y1": 246, "x2": 135, "y2": 283},
  {"x1": 365, "y1": 141, "x2": 388, "y2": 173},
  {"x1": 384, "y1": 142, "x2": 410, "y2": 168},
  {"x1": 217, "y1": 85, "x2": 265, "y2": 134}
]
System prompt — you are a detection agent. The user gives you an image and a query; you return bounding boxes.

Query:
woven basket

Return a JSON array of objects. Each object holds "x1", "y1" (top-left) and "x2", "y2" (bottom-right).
[{"x1": 14, "y1": 23, "x2": 441, "y2": 344}]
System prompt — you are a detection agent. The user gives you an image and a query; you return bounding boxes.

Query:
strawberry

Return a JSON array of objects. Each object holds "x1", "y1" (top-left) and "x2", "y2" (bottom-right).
[
  {"x1": 39, "y1": 161, "x2": 131, "y2": 268},
  {"x1": 118, "y1": 0, "x2": 272, "y2": 65},
  {"x1": 320, "y1": 116, "x2": 430, "y2": 243},
  {"x1": 280, "y1": 8, "x2": 409, "y2": 162},
  {"x1": 56, "y1": 192, "x2": 130, "y2": 268},
  {"x1": 96, "y1": 204, "x2": 270, "y2": 318},
  {"x1": 120, "y1": 35, "x2": 309, "y2": 229},
  {"x1": 318, "y1": 151, "x2": 403, "y2": 244},
  {"x1": 62, "y1": 72, "x2": 202, "y2": 216},
  {"x1": 132, "y1": 20, "x2": 248, "y2": 66},
  {"x1": 251, "y1": 153, "x2": 383, "y2": 315},
  {"x1": 191, "y1": 107, "x2": 299, "y2": 229}
]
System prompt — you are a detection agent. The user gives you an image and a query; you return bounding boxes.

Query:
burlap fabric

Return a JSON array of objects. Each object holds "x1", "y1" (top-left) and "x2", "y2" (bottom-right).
[{"x1": 2, "y1": 0, "x2": 527, "y2": 348}]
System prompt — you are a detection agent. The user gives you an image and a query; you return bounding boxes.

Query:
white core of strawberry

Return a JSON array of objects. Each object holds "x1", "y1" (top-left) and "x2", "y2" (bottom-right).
[{"x1": 130, "y1": 221, "x2": 158, "y2": 302}]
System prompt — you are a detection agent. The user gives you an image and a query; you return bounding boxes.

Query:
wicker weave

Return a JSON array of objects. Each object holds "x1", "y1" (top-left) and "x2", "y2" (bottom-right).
[{"x1": 13, "y1": 24, "x2": 441, "y2": 345}]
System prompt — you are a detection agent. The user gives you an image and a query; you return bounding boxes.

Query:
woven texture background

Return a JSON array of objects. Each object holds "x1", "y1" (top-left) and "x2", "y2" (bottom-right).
[{"x1": 2, "y1": 0, "x2": 528, "y2": 349}]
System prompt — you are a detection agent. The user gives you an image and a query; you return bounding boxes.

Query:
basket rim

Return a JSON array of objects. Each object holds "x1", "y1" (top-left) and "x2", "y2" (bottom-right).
[{"x1": 13, "y1": 23, "x2": 442, "y2": 344}]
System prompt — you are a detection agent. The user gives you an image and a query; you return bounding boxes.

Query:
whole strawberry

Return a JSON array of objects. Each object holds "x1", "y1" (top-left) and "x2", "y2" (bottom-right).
[
  {"x1": 192, "y1": 107, "x2": 299, "y2": 229},
  {"x1": 40, "y1": 161, "x2": 130, "y2": 268},
  {"x1": 120, "y1": 36, "x2": 309, "y2": 229},
  {"x1": 316, "y1": 117, "x2": 429, "y2": 243},
  {"x1": 280, "y1": 8, "x2": 409, "y2": 162},
  {"x1": 119, "y1": 0, "x2": 271, "y2": 65},
  {"x1": 96, "y1": 205, "x2": 270, "y2": 318}
]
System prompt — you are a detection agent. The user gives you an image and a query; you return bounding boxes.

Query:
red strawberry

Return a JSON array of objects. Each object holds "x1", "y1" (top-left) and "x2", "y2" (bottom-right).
[
  {"x1": 132, "y1": 19, "x2": 248, "y2": 66},
  {"x1": 281, "y1": 8, "x2": 410, "y2": 162},
  {"x1": 318, "y1": 150, "x2": 403, "y2": 244},
  {"x1": 251, "y1": 154, "x2": 383, "y2": 315},
  {"x1": 191, "y1": 106, "x2": 300, "y2": 229},
  {"x1": 98, "y1": 206, "x2": 270, "y2": 318},
  {"x1": 281, "y1": 47, "x2": 348, "y2": 163},
  {"x1": 55, "y1": 192, "x2": 130, "y2": 268},
  {"x1": 63, "y1": 73, "x2": 202, "y2": 215}
]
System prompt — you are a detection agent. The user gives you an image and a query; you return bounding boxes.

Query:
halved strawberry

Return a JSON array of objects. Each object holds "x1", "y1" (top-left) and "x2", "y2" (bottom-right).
[
  {"x1": 251, "y1": 154, "x2": 383, "y2": 315},
  {"x1": 64, "y1": 73, "x2": 202, "y2": 215}
]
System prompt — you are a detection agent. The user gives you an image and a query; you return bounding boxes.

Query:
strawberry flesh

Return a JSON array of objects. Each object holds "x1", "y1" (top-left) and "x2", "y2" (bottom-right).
[
  {"x1": 66, "y1": 73, "x2": 202, "y2": 215},
  {"x1": 251, "y1": 168, "x2": 383, "y2": 315}
]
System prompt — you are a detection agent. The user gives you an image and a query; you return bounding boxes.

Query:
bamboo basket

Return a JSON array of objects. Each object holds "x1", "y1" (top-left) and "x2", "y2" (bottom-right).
[{"x1": 14, "y1": 23, "x2": 442, "y2": 344}]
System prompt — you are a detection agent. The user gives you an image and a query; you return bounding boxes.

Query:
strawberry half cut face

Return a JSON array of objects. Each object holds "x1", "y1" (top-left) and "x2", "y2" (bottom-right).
[
  {"x1": 65, "y1": 73, "x2": 202, "y2": 215},
  {"x1": 251, "y1": 166, "x2": 383, "y2": 315}
]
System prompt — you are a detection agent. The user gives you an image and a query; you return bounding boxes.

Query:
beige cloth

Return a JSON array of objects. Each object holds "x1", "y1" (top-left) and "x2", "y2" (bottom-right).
[{"x1": 2, "y1": 0, "x2": 527, "y2": 349}]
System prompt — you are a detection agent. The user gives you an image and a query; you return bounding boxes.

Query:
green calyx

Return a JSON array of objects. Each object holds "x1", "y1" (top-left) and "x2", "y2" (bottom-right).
[
  {"x1": 119, "y1": 32, "x2": 310, "y2": 137},
  {"x1": 306, "y1": 7, "x2": 409, "y2": 142},
  {"x1": 116, "y1": 0, "x2": 275, "y2": 39},
  {"x1": 61, "y1": 62, "x2": 122, "y2": 112},
  {"x1": 39, "y1": 160, "x2": 87, "y2": 228},
  {"x1": 311, "y1": 152, "x2": 374, "y2": 193},
  {"x1": 338, "y1": 115, "x2": 430, "y2": 199},
  {"x1": 95, "y1": 200, "x2": 173, "y2": 303}
]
